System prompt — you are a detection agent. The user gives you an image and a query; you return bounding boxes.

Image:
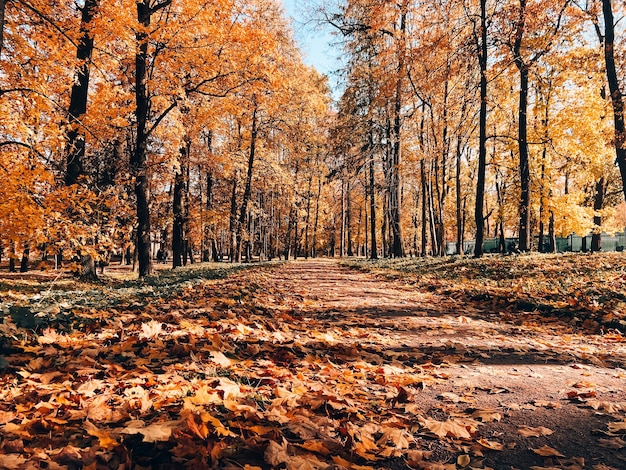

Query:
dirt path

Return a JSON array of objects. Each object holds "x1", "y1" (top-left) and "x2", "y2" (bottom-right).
[
  {"x1": 249, "y1": 259, "x2": 626, "y2": 469},
  {"x1": 2, "y1": 259, "x2": 625, "y2": 470}
]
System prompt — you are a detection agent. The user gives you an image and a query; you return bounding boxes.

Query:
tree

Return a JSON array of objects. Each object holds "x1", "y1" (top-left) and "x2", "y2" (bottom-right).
[{"x1": 601, "y1": 0, "x2": 626, "y2": 202}]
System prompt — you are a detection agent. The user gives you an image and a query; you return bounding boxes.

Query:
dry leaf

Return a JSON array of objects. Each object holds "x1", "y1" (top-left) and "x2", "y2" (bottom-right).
[
  {"x1": 120, "y1": 419, "x2": 181, "y2": 442},
  {"x1": 532, "y1": 445, "x2": 565, "y2": 457},
  {"x1": 476, "y1": 438, "x2": 504, "y2": 451},
  {"x1": 517, "y1": 425, "x2": 554, "y2": 437},
  {"x1": 598, "y1": 437, "x2": 626, "y2": 449}
]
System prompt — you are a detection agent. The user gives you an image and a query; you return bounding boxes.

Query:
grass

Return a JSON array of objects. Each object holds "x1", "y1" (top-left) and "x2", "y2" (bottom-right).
[{"x1": 343, "y1": 252, "x2": 626, "y2": 332}]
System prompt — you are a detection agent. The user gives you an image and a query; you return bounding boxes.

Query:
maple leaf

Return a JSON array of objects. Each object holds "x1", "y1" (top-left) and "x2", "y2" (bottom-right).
[
  {"x1": 422, "y1": 417, "x2": 473, "y2": 439},
  {"x1": 210, "y1": 350, "x2": 235, "y2": 367},
  {"x1": 139, "y1": 320, "x2": 164, "y2": 340},
  {"x1": 120, "y1": 419, "x2": 181, "y2": 442}
]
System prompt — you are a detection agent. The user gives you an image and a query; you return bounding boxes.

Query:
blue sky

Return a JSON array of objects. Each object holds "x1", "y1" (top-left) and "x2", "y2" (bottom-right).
[{"x1": 281, "y1": 0, "x2": 341, "y2": 91}]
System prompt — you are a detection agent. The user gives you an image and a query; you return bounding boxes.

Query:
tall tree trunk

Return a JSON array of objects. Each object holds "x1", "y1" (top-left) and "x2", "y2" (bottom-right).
[
  {"x1": 229, "y1": 172, "x2": 238, "y2": 262},
  {"x1": 346, "y1": 180, "x2": 354, "y2": 256},
  {"x1": 368, "y1": 143, "x2": 378, "y2": 259},
  {"x1": 474, "y1": 0, "x2": 488, "y2": 258},
  {"x1": 172, "y1": 148, "x2": 187, "y2": 268},
  {"x1": 65, "y1": 0, "x2": 98, "y2": 186},
  {"x1": 304, "y1": 172, "x2": 312, "y2": 259},
  {"x1": 313, "y1": 175, "x2": 321, "y2": 258},
  {"x1": 517, "y1": 64, "x2": 531, "y2": 251},
  {"x1": 133, "y1": 2, "x2": 153, "y2": 278},
  {"x1": 602, "y1": 0, "x2": 626, "y2": 201},
  {"x1": 421, "y1": 159, "x2": 427, "y2": 256},
  {"x1": 514, "y1": 0, "x2": 532, "y2": 251},
  {"x1": 340, "y1": 180, "x2": 346, "y2": 257},
  {"x1": 455, "y1": 140, "x2": 464, "y2": 256},
  {"x1": 0, "y1": 0, "x2": 6, "y2": 59},
  {"x1": 237, "y1": 104, "x2": 258, "y2": 263},
  {"x1": 389, "y1": 3, "x2": 407, "y2": 258}
]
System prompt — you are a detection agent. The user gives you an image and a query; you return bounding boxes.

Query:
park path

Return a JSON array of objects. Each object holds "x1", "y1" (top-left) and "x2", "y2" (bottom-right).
[{"x1": 242, "y1": 258, "x2": 626, "y2": 468}]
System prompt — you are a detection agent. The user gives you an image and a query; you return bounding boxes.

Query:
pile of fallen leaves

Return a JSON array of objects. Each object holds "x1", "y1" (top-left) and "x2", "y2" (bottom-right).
[
  {"x1": 346, "y1": 253, "x2": 626, "y2": 334},
  {"x1": 0, "y1": 257, "x2": 624, "y2": 469}
]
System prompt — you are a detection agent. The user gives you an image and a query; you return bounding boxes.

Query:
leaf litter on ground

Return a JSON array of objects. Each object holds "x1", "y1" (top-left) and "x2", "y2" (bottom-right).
[{"x1": 0, "y1": 255, "x2": 625, "y2": 468}]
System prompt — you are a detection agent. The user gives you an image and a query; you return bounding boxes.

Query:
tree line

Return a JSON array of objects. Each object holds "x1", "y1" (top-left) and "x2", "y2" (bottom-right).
[
  {"x1": 1, "y1": 0, "x2": 626, "y2": 279},
  {"x1": 328, "y1": 0, "x2": 626, "y2": 259}
]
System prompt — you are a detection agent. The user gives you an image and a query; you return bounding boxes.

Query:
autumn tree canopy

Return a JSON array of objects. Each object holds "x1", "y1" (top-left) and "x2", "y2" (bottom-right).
[{"x1": 1, "y1": 0, "x2": 626, "y2": 272}]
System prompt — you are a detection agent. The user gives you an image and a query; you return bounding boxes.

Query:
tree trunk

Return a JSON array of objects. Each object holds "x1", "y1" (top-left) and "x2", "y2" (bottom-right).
[
  {"x1": 592, "y1": 177, "x2": 605, "y2": 252},
  {"x1": 602, "y1": 0, "x2": 626, "y2": 201},
  {"x1": 455, "y1": 139, "x2": 464, "y2": 256},
  {"x1": 313, "y1": 175, "x2": 322, "y2": 258},
  {"x1": 548, "y1": 211, "x2": 556, "y2": 253},
  {"x1": 20, "y1": 244, "x2": 29, "y2": 273},
  {"x1": 172, "y1": 163, "x2": 185, "y2": 268},
  {"x1": 79, "y1": 253, "x2": 98, "y2": 281},
  {"x1": 514, "y1": 0, "x2": 531, "y2": 251},
  {"x1": 421, "y1": 159, "x2": 427, "y2": 256},
  {"x1": 65, "y1": 0, "x2": 98, "y2": 186},
  {"x1": 229, "y1": 172, "x2": 238, "y2": 262},
  {"x1": 133, "y1": 2, "x2": 153, "y2": 278},
  {"x1": 237, "y1": 104, "x2": 258, "y2": 262},
  {"x1": 0, "y1": 0, "x2": 6, "y2": 59},
  {"x1": 389, "y1": 3, "x2": 407, "y2": 258},
  {"x1": 517, "y1": 63, "x2": 531, "y2": 251},
  {"x1": 368, "y1": 145, "x2": 377, "y2": 259},
  {"x1": 346, "y1": 180, "x2": 354, "y2": 256},
  {"x1": 304, "y1": 172, "x2": 312, "y2": 258},
  {"x1": 474, "y1": 0, "x2": 488, "y2": 258}
]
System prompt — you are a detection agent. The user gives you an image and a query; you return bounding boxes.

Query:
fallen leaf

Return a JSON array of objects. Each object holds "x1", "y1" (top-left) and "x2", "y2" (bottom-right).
[
  {"x1": 471, "y1": 408, "x2": 502, "y2": 422},
  {"x1": 422, "y1": 418, "x2": 472, "y2": 439},
  {"x1": 476, "y1": 438, "x2": 504, "y2": 451},
  {"x1": 120, "y1": 419, "x2": 181, "y2": 442},
  {"x1": 532, "y1": 445, "x2": 565, "y2": 457},
  {"x1": 517, "y1": 425, "x2": 554, "y2": 437},
  {"x1": 83, "y1": 420, "x2": 118, "y2": 450},
  {"x1": 598, "y1": 437, "x2": 626, "y2": 449},
  {"x1": 265, "y1": 439, "x2": 291, "y2": 466}
]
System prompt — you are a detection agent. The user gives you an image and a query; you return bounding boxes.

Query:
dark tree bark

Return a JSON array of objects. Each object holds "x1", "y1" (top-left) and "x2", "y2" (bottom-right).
[
  {"x1": 389, "y1": 6, "x2": 406, "y2": 258},
  {"x1": 592, "y1": 177, "x2": 605, "y2": 252},
  {"x1": 229, "y1": 172, "x2": 238, "y2": 262},
  {"x1": 172, "y1": 147, "x2": 187, "y2": 268},
  {"x1": 20, "y1": 244, "x2": 29, "y2": 273},
  {"x1": 236, "y1": 104, "x2": 258, "y2": 262},
  {"x1": 368, "y1": 140, "x2": 378, "y2": 259},
  {"x1": 65, "y1": 0, "x2": 98, "y2": 186},
  {"x1": 513, "y1": 0, "x2": 532, "y2": 252},
  {"x1": 474, "y1": 0, "x2": 488, "y2": 258},
  {"x1": 455, "y1": 139, "x2": 464, "y2": 256},
  {"x1": 602, "y1": 0, "x2": 626, "y2": 201},
  {"x1": 313, "y1": 175, "x2": 322, "y2": 258},
  {"x1": 133, "y1": 1, "x2": 153, "y2": 277},
  {"x1": 0, "y1": 0, "x2": 7, "y2": 59},
  {"x1": 132, "y1": 0, "x2": 173, "y2": 278}
]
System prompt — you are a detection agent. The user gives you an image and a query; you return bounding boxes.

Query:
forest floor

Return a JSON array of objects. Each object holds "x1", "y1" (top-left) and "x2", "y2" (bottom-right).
[{"x1": 0, "y1": 254, "x2": 625, "y2": 469}]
